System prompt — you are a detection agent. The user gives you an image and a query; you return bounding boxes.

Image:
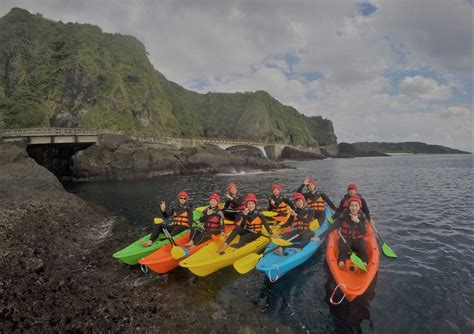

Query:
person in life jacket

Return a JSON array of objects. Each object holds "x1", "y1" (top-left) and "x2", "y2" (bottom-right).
[
  {"x1": 273, "y1": 192, "x2": 317, "y2": 255},
  {"x1": 217, "y1": 193, "x2": 273, "y2": 253},
  {"x1": 183, "y1": 193, "x2": 225, "y2": 249},
  {"x1": 223, "y1": 182, "x2": 245, "y2": 221},
  {"x1": 142, "y1": 191, "x2": 193, "y2": 247},
  {"x1": 316, "y1": 196, "x2": 368, "y2": 269},
  {"x1": 267, "y1": 183, "x2": 295, "y2": 216},
  {"x1": 296, "y1": 178, "x2": 337, "y2": 222},
  {"x1": 334, "y1": 183, "x2": 371, "y2": 220}
]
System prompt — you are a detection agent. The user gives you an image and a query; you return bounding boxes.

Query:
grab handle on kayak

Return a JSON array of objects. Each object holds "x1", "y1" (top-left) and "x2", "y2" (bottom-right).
[
  {"x1": 330, "y1": 283, "x2": 346, "y2": 305},
  {"x1": 269, "y1": 264, "x2": 280, "y2": 282},
  {"x1": 140, "y1": 260, "x2": 148, "y2": 274}
]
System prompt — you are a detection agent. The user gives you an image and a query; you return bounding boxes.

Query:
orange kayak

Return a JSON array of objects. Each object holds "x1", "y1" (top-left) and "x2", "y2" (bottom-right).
[
  {"x1": 138, "y1": 225, "x2": 235, "y2": 274},
  {"x1": 326, "y1": 222, "x2": 379, "y2": 303}
]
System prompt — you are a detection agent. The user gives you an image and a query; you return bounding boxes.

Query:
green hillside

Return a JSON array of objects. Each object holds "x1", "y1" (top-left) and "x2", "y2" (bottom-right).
[{"x1": 0, "y1": 8, "x2": 337, "y2": 146}]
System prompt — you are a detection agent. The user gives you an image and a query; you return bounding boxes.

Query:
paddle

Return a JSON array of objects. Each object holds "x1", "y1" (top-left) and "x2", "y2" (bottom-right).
[
  {"x1": 233, "y1": 219, "x2": 320, "y2": 274},
  {"x1": 262, "y1": 211, "x2": 278, "y2": 217},
  {"x1": 244, "y1": 227, "x2": 293, "y2": 247},
  {"x1": 338, "y1": 230, "x2": 367, "y2": 272},
  {"x1": 152, "y1": 218, "x2": 190, "y2": 259},
  {"x1": 371, "y1": 221, "x2": 397, "y2": 258}
]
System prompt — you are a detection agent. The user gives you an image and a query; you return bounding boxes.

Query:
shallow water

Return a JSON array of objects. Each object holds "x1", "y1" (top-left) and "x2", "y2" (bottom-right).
[{"x1": 65, "y1": 154, "x2": 473, "y2": 333}]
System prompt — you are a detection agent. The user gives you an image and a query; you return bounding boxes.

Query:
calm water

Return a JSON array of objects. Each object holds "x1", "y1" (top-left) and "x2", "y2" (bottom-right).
[{"x1": 65, "y1": 154, "x2": 473, "y2": 333}]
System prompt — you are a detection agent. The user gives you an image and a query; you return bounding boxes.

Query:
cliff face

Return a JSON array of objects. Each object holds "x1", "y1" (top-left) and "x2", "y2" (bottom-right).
[{"x1": 0, "y1": 8, "x2": 337, "y2": 147}]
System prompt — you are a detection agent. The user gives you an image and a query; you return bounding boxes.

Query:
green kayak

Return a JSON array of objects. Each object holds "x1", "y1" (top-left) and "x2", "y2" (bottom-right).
[
  {"x1": 112, "y1": 231, "x2": 188, "y2": 265},
  {"x1": 113, "y1": 206, "x2": 206, "y2": 265}
]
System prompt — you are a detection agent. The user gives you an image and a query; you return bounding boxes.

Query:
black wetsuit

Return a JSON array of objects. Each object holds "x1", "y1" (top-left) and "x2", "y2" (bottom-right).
[
  {"x1": 189, "y1": 208, "x2": 225, "y2": 246},
  {"x1": 334, "y1": 194, "x2": 371, "y2": 220},
  {"x1": 224, "y1": 210, "x2": 272, "y2": 248},
  {"x1": 223, "y1": 193, "x2": 244, "y2": 220},
  {"x1": 150, "y1": 204, "x2": 193, "y2": 242},
  {"x1": 296, "y1": 184, "x2": 337, "y2": 222},
  {"x1": 319, "y1": 210, "x2": 368, "y2": 263},
  {"x1": 279, "y1": 206, "x2": 316, "y2": 249},
  {"x1": 267, "y1": 195, "x2": 295, "y2": 216}
]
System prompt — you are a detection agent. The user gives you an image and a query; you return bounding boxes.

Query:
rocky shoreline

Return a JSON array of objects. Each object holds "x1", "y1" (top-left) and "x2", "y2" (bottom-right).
[
  {"x1": 71, "y1": 135, "x2": 292, "y2": 181},
  {"x1": 0, "y1": 141, "x2": 291, "y2": 332}
]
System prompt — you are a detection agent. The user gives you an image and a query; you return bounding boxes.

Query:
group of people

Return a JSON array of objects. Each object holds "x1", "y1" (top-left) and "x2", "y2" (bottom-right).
[{"x1": 143, "y1": 179, "x2": 372, "y2": 269}]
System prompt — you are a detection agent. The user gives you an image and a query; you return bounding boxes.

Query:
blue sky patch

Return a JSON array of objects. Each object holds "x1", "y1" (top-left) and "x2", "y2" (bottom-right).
[{"x1": 357, "y1": 2, "x2": 377, "y2": 16}]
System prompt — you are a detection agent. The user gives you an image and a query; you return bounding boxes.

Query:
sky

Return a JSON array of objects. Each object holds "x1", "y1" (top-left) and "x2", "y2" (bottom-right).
[{"x1": 1, "y1": 0, "x2": 472, "y2": 151}]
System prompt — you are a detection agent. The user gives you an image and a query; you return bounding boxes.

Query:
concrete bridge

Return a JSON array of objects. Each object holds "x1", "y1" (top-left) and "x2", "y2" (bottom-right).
[{"x1": 0, "y1": 127, "x2": 336, "y2": 159}]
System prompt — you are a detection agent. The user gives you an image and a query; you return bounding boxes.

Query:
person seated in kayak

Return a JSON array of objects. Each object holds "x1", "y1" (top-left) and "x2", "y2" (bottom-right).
[
  {"x1": 273, "y1": 192, "x2": 316, "y2": 255},
  {"x1": 267, "y1": 183, "x2": 295, "y2": 216},
  {"x1": 183, "y1": 193, "x2": 225, "y2": 249},
  {"x1": 315, "y1": 196, "x2": 368, "y2": 269},
  {"x1": 217, "y1": 193, "x2": 273, "y2": 253},
  {"x1": 296, "y1": 178, "x2": 336, "y2": 222},
  {"x1": 223, "y1": 182, "x2": 245, "y2": 221},
  {"x1": 334, "y1": 183, "x2": 371, "y2": 221},
  {"x1": 141, "y1": 191, "x2": 193, "y2": 247}
]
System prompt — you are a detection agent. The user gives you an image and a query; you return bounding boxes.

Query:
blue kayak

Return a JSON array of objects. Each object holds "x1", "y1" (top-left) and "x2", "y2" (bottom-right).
[{"x1": 256, "y1": 207, "x2": 331, "y2": 281}]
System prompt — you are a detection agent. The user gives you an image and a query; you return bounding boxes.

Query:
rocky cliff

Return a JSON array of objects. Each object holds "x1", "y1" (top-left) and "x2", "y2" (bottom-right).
[{"x1": 0, "y1": 8, "x2": 337, "y2": 147}]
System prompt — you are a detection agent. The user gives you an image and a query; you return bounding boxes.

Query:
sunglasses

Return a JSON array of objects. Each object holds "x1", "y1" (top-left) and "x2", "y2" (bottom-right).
[{"x1": 179, "y1": 197, "x2": 187, "y2": 200}]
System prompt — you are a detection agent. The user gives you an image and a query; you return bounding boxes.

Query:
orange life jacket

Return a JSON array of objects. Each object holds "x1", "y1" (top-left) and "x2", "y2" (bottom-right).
[
  {"x1": 293, "y1": 212, "x2": 312, "y2": 231},
  {"x1": 239, "y1": 214, "x2": 263, "y2": 233},
  {"x1": 306, "y1": 195, "x2": 325, "y2": 212},
  {"x1": 173, "y1": 209, "x2": 191, "y2": 227},
  {"x1": 272, "y1": 197, "x2": 289, "y2": 214}
]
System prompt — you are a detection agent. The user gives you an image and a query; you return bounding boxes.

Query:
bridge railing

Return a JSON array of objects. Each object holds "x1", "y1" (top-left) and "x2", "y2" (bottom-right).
[{"x1": 0, "y1": 127, "x2": 286, "y2": 147}]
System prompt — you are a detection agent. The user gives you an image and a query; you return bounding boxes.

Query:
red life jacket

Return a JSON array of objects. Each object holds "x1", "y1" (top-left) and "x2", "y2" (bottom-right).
[
  {"x1": 203, "y1": 211, "x2": 223, "y2": 233},
  {"x1": 229, "y1": 194, "x2": 245, "y2": 211},
  {"x1": 340, "y1": 220, "x2": 364, "y2": 240}
]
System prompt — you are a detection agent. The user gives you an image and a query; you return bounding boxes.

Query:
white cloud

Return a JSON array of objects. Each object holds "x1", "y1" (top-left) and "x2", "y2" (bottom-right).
[
  {"x1": 0, "y1": 0, "x2": 472, "y2": 151},
  {"x1": 440, "y1": 106, "x2": 472, "y2": 119},
  {"x1": 399, "y1": 76, "x2": 452, "y2": 102}
]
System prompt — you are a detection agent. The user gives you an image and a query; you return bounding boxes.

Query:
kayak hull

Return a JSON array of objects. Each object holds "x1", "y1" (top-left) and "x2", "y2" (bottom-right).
[
  {"x1": 139, "y1": 225, "x2": 235, "y2": 274},
  {"x1": 256, "y1": 208, "x2": 331, "y2": 281},
  {"x1": 326, "y1": 222, "x2": 380, "y2": 302},
  {"x1": 179, "y1": 228, "x2": 282, "y2": 277},
  {"x1": 112, "y1": 231, "x2": 186, "y2": 265}
]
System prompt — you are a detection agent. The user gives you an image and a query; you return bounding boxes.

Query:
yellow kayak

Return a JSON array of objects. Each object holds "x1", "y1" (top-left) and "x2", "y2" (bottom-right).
[{"x1": 179, "y1": 232, "x2": 274, "y2": 277}]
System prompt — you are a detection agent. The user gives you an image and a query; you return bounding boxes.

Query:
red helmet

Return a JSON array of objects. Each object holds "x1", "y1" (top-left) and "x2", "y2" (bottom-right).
[
  {"x1": 271, "y1": 183, "x2": 282, "y2": 192},
  {"x1": 244, "y1": 193, "x2": 257, "y2": 205},
  {"x1": 348, "y1": 195, "x2": 362, "y2": 208},
  {"x1": 208, "y1": 192, "x2": 220, "y2": 203},
  {"x1": 307, "y1": 179, "x2": 317, "y2": 186},
  {"x1": 347, "y1": 183, "x2": 358, "y2": 191},
  {"x1": 177, "y1": 191, "x2": 189, "y2": 201},
  {"x1": 227, "y1": 183, "x2": 237, "y2": 191},
  {"x1": 292, "y1": 192, "x2": 305, "y2": 201}
]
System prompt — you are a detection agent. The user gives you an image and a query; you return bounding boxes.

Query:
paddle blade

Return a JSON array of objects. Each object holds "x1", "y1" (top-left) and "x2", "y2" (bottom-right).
[
  {"x1": 171, "y1": 246, "x2": 187, "y2": 260},
  {"x1": 382, "y1": 242, "x2": 397, "y2": 258},
  {"x1": 309, "y1": 219, "x2": 320, "y2": 231},
  {"x1": 262, "y1": 211, "x2": 278, "y2": 217},
  {"x1": 233, "y1": 253, "x2": 263, "y2": 274},
  {"x1": 271, "y1": 237, "x2": 292, "y2": 247},
  {"x1": 154, "y1": 218, "x2": 163, "y2": 224},
  {"x1": 350, "y1": 253, "x2": 367, "y2": 272}
]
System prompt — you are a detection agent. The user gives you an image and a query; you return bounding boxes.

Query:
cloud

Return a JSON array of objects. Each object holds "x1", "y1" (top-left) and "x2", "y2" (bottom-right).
[
  {"x1": 440, "y1": 106, "x2": 471, "y2": 119},
  {"x1": 0, "y1": 0, "x2": 472, "y2": 151},
  {"x1": 399, "y1": 76, "x2": 452, "y2": 102}
]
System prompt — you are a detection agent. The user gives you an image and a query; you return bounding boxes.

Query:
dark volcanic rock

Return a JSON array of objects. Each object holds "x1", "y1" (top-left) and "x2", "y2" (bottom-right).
[
  {"x1": 0, "y1": 141, "x2": 290, "y2": 333},
  {"x1": 72, "y1": 139, "x2": 289, "y2": 181},
  {"x1": 336, "y1": 142, "x2": 388, "y2": 158},
  {"x1": 280, "y1": 146, "x2": 326, "y2": 160}
]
